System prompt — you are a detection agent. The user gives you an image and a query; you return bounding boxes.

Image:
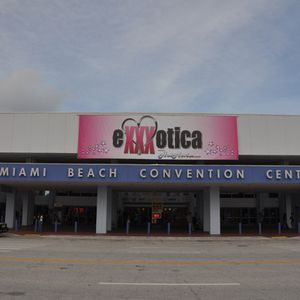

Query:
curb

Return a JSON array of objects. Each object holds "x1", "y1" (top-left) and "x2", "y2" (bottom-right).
[{"x1": 5, "y1": 232, "x2": 300, "y2": 241}]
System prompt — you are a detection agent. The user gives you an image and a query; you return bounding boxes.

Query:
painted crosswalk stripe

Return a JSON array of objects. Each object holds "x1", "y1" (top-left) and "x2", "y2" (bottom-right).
[{"x1": 98, "y1": 282, "x2": 240, "y2": 286}]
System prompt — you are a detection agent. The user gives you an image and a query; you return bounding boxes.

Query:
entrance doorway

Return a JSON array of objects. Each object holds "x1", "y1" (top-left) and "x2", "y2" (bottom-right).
[
  {"x1": 53, "y1": 206, "x2": 96, "y2": 227},
  {"x1": 118, "y1": 191, "x2": 197, "y2": 233},
  {"x1": 0, "y1": 202, "x2": 5, "y2": 223}
]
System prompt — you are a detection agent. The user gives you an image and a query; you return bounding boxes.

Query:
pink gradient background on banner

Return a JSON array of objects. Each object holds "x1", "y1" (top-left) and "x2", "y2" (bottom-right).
[{"x1": 78, "y1": 115, "x2": 238, "y2": 160}]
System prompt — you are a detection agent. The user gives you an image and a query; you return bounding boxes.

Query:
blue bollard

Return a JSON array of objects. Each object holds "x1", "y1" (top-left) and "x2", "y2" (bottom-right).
[
  {"x1": 54, "y1": 221, "x2": 58, "y2": 233},
  {"x1": 188, "y1": 223, "x2": 192, "y2": 235},
  {"x1": 126, "y1": 220, "x2": 130, "y2": 235},
  {"x1": 34, "y1": 219, "x2": 38, "y2": 232},
  {"x1": 147, "y1": 222, "x2": 151, "y2": 235},
  {"x1": 258, "y1": 223, "x2": 262, "y2": 235},
  {"x1": 167, "y1": 222, "x2": 171, "y2": 235},
  {"x1": 239, "y1": 222, "x2": 242, "y2": 235},
  {"x1": 298, "y1": 222, "x2": 300, "y2": 235},
  {"x1": 278, "y1": 222, "x2": 281, "y2": 235},
  {"x1": 74, "y1": 221, "x2": 78, "y2": 233}
]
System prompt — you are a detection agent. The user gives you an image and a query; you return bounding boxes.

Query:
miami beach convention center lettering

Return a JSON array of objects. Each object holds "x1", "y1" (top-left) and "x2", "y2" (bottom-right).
[
  {"x1": 1, "y1": 164, "x2": 300, "y2": 184},
  {"x1": 0, "y1": 166, "x2": 47, "y2": 177}
]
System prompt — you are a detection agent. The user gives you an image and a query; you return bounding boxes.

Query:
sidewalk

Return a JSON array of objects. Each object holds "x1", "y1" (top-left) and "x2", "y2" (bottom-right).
[{"x1": 5, "y1": 229, "x2": 300, "y2": 241}]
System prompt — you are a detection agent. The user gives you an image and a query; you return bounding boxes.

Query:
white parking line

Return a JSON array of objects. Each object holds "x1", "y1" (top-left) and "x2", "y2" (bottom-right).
[
  {"x1": 0, "y1": 242, "x2": 44, "y2": 252},
  {"x1": 98, "y1": 282, "x2": 240, "y2": 286},
  {"x1": 0, "y1": 247, "x2": 28, "y2": 250}
]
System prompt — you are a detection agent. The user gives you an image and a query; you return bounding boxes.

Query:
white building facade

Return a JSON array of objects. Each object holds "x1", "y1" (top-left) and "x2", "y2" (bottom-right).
[{"x1": 0, "y1": 113, "x2": 299, "y2": 235}]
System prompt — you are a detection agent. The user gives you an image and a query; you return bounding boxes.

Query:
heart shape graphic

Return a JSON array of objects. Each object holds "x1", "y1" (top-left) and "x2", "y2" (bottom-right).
[{"x1": 121, "y1": 115, "x2": 158, "y2": 147}]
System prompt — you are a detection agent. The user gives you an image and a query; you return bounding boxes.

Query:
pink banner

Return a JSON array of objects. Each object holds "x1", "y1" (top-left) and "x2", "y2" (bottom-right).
[{"x1": 78, "y1": 115, "x2": 238, "y2": 160}]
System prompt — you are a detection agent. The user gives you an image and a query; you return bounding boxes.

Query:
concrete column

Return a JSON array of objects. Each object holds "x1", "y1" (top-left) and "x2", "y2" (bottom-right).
[
  {"x1": 118, "y1": 192, "x2": 124, "y2": 215},
  {"x1": 21, "y1": 192, "x2": 34, "y2": 226},
  {"x1": 203, "y1": 189, "x2": 210, "y2": 232},
  {"x1": 107, "y1": 189, "x2": 112, "y2": 232},
  {"x1": 48, "y1": 191, "x2": 55, "y2": 210},
  {"x1": 96, "y1": 186, "x2": 108, "y2": 234},
  {"x1": 5, "y1": 193, "x2": 16, "y2": 229},
  {"x1": 286, "y1": 194, "x2": 292, "y2": 229},
  {"x1": 279, "y1": 193, "x2": 285, "y2": 224},
  {"x1": 21, "y1": 192, "x2": 29, "y2": 226},
  {"x1": 293, "y1": 193, "x2": 300, "y2": 225},
  {"x1": 112, "y1": 192, "x2": 118, "y2": 229},
  {"x1": 190, "y1": 194, "x2": 196, "y2": 219},
  {"x1": 209, "y1": 186, "x2": 220, "y2": 235},
  {"x1": 279, "y1": 193, "x2": 293, "y2": 229},
  {"x1": 256, "y1": 193, "x2": 268, "y2": 222},
  {"x1": 195, "y1": 192, "x2": 202, "y2": 229},
  {"x1": 0, "y1": 193, "x2": 5, "y2": 222},
  {"x1": 28, "y1": 192, "x2": 35, "y2": 225}
]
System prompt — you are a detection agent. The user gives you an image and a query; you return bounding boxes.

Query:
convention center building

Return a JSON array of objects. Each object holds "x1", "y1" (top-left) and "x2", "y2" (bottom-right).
[{"x1": 0, "y1": 112, "x2": 299, "y2": 235}]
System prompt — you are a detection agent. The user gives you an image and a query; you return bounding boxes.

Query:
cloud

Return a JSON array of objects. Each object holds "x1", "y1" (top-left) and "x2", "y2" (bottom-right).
[
  {"x1": 0, "y1": 70, "x2": 63, "y2": 111},
  {"x1": 0, "y1": 1, "x2": 298, "y2": 114},
  {"x1": 110, "y1": 0, "x2": 283, "y2": 112}
]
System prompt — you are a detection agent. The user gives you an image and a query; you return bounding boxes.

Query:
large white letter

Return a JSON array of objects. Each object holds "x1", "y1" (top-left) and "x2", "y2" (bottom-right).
[
  {"x1": 68, "y1": 168, "x2": 74, "y2": 177},
  {"x1": 150, "y1": 169, "x2": 159, "y2": 178},
  {"x1": 0, "y1": 167, "x2": 9, "y2": 176},
  {"x1": 109, "y1": 168, "x2": 117, "y2": 178},
  {"x1": 140, "y1": 169, "x2": 146, "y2": 178},
  {"x1": 266, "y1": 170, "x2": 273, "y2": 179},
  {"x1": 30, "y1": 168, "x2": 40, "y2": 177}
]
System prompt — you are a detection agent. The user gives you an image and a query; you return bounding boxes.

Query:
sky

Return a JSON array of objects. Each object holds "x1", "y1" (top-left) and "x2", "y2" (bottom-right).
[{"x1": 0, "y1": 0, "x2": 299, "y2": 114}]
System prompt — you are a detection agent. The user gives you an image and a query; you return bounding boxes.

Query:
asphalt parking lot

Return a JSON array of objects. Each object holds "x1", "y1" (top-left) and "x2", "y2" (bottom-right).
[{"x1": 0, "y1": 234, "x2": 300, "y2": 299}]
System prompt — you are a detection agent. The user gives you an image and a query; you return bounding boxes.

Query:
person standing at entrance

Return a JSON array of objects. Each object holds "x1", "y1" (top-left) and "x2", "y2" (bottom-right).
[
  {"x1": 290, "y1": 213, "x2": 295, "y2": 229},
  {"x1": 258, "y1": 211, "x2": 264, "y2": 224},
  {"x1": 187, "y1": 212, "x2": 193, "y2": 231},
  {"x1": 39, "y1": 215, "x2": 43, "y2": 232},
  {"x1": 282, "y1": 213, "x2": 287, "y2": 230}
]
